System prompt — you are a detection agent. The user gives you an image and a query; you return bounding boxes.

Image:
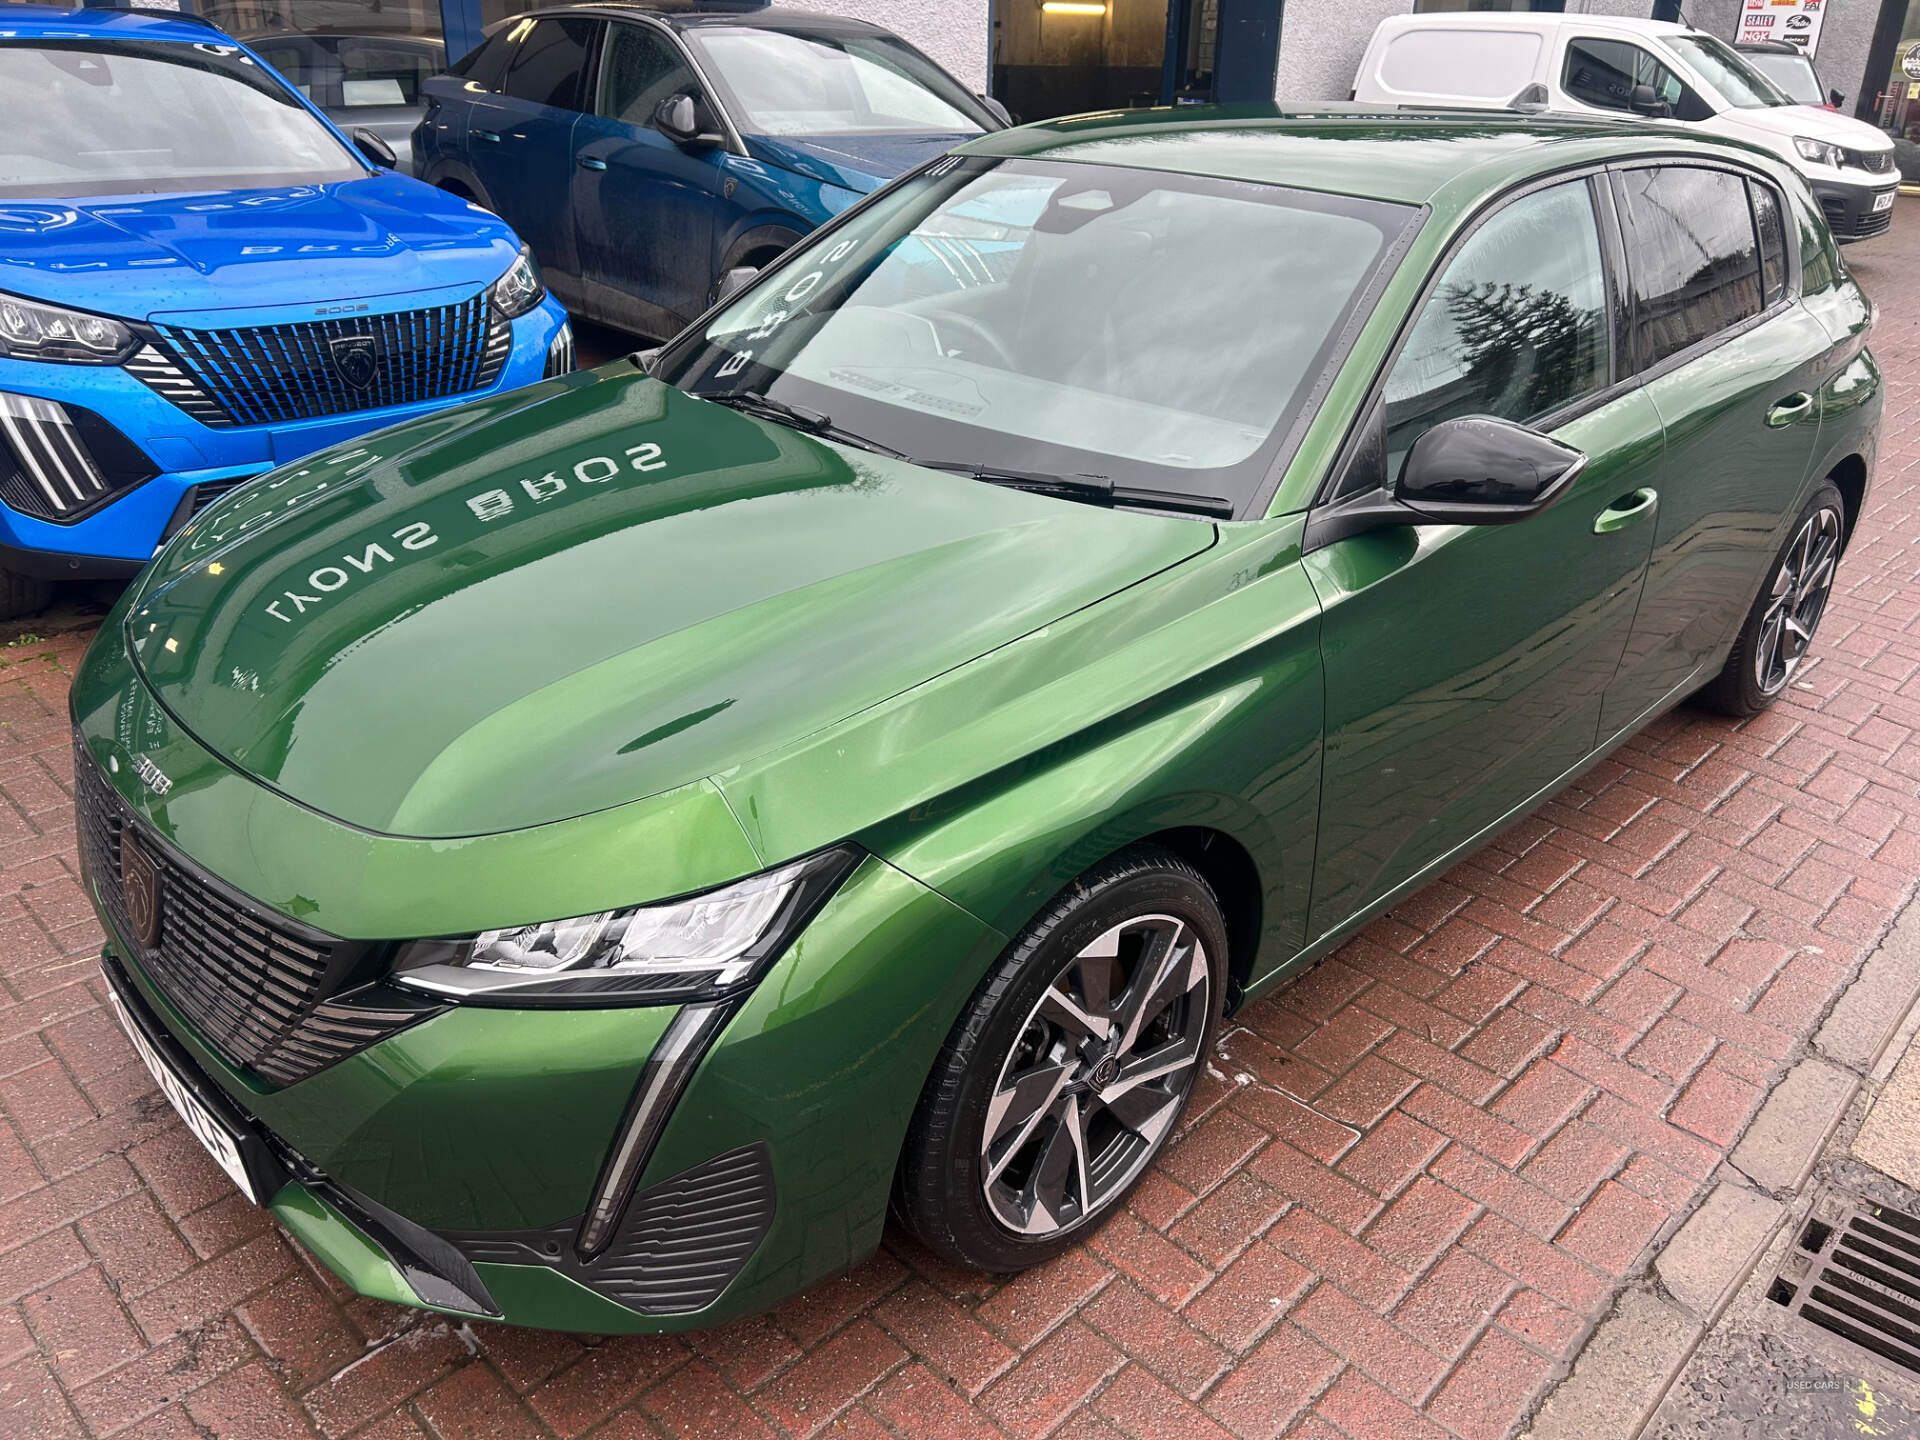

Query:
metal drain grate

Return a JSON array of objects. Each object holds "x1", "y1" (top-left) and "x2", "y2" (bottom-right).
[{"x1": 1768, "y1": 1194, "x2": 1920, "y2": 1376}]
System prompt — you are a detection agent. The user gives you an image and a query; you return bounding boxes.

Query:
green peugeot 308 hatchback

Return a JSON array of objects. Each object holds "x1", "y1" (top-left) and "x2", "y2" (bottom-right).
[{"x1": 74, "y1": 107, "x2": 1879, "y2": 1333}]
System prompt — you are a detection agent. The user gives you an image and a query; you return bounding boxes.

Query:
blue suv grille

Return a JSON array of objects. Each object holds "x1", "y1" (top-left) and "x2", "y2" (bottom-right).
[{"x1": 137, "y1": 295, "x2": 512, "y2": 427}]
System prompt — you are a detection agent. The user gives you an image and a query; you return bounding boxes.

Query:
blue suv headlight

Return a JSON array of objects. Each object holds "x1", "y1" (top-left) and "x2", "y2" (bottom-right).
[
  {"x1": 0, "y1": 292, "x2": 138, "y2": 365},
  {"x1": 488, "y1": 245, "x2": 545, "y2": 320}
]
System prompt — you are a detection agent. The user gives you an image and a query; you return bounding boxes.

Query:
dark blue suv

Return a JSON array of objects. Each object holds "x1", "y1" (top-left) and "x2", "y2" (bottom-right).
[
  {"x1": 0, "y1": 7, "x2": 570, "y2": 615},
  {"x1": 415, "y1": 3, "x2": 1002, "y2": 343}
]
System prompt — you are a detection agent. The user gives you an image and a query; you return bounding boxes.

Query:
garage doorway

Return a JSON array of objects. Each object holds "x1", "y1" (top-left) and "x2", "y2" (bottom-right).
[{"x1": 991, "y1": 0, "x2": 1276, "y2": 124}]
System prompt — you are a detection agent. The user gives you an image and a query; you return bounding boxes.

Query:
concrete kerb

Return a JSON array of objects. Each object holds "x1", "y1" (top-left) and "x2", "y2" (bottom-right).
[{"x1": 1520, "y1": 890, "x2": 1920, "y2": 1440}]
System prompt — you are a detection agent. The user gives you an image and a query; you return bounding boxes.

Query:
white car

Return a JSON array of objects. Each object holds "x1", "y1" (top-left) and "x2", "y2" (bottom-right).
[{"x1": 1353, "y1": 13, "x2": 1899, "y2": 242}]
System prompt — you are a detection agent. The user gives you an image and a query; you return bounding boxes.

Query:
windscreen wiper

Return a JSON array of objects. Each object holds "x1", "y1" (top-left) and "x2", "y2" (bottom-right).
[
  {"x1": 699, "y1": 391, "x2": 912, "y2": 460},
  {"x1": 922, "y1": 462, "x2": 1234, "y2": 519}
]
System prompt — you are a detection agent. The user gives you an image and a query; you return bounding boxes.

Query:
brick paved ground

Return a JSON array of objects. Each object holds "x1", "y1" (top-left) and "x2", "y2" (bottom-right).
[{"x1": 4, "y1": 211, "x2": 1919, "y2": 1440}]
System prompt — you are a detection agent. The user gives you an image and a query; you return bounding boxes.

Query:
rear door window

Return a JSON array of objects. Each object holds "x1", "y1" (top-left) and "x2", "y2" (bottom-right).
[
  {"x1": 1381, "y1": 178, "x2": 1611, "y2": 480},
  {"x1": 503, "y1": 17, "x2": 600, "y2": 111},
  {"x1": 1563, "y1": 37, "x2": 1685, "y2": 112},
  {"x1": 1617, "y1": 166, "x2": 1763, "y2": 370}
]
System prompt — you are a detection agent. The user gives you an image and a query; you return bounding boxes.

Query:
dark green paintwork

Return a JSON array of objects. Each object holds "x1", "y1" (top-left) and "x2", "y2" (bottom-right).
[{"x1": 73, "y1": 107, "x2": 1883, "y2": 1333}]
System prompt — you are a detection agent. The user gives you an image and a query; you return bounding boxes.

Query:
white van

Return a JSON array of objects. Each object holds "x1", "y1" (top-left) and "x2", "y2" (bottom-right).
[{"x1": 1353, "y1": 14, "x2": 1899, "y2": 242}]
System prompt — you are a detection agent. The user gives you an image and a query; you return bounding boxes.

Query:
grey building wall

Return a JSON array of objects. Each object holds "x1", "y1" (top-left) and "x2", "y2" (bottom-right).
[{"x1": 772, "y1": 0, "x2": 990, "y2": 92}]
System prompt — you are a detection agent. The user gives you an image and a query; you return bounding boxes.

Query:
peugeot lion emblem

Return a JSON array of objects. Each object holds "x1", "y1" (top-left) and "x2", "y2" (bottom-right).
[
  {"x1": 119, "y1": 831, "x2": 162, "y2": 950},
  {"x1": 328, "y1": 334, "x2": 379, "y2": 391}
]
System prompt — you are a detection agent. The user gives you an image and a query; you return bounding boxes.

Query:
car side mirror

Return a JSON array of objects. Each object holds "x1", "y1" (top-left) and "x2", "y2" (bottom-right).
[
  {"x1": 714, "y1": 264, "x2": 759, "y2": 305},
  {"x1": 979, "y1": 93, "x2": 1013, "y2": 127},
  {"x1": 1301, "y1": 412, "x2": 1587, "y2": 553},
  {"x1": 350, "y1": 127, "x2": 398, "y2": 169},
  {"x1": 1829, "y1": 88, "x2": 1846, "y2": 109},
  {"x1": 1395, "y1": 416, "x2": 1588, "y2": 525},
  {"x1": 1629, "y1": 83, "x2": 1673, "y2": 119},
  {"x1": 654, "y1": 92, "x2": 722, "y2": 147}
]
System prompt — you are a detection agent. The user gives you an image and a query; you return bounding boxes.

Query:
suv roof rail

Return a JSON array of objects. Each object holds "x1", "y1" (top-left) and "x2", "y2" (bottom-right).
[{"x1": 87, "y1": 7, "x2": 232, "y2": 34}]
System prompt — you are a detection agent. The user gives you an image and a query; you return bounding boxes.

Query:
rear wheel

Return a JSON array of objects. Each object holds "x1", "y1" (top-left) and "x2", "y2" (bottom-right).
[
  {"x1": 1698, "y1": 482, "x2": 1844, "y2": 717},
  {"x1": 896, "y1": 847, "x2": 1227, "y2": 1271},
  {"x1": 0, "y1": 568, "x2": 49, "y2": 622}
]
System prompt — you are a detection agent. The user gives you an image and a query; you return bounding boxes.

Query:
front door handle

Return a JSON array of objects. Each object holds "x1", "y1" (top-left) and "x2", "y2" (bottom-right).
[
  {"x1": 1594, "y1": 488, "x2": 1658, "y2": 534},
  {"x1": 1767, "y1": 392, "x2": 1814, "y2": 427},
  {"x1": 577, "y1": 155, "x2": 608, "y2": 171},
  {"x1": 474, "y1": 129, "x2": 501, "y2": 143}
]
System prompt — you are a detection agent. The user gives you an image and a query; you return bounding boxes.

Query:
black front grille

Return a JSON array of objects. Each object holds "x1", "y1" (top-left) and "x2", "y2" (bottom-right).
[
  {"x1": 1846, "y1": 148, "x2": 1897, "y2": 175},
  {"x1": 1820, "y1": 193, "x2": 1895, "y2": 241},
  {"x1": 133, "y1": 295, "x2": 511, "y2": 428},
  {"x1": 75, "y1": 738, "x2": 437, "y2": 1086}
]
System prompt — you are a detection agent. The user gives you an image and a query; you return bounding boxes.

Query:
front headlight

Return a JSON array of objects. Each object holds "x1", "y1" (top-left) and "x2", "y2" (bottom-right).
[
  {"x1": 392, "y1": 846, "x2": 860, "y2": 1004},
  {"x1": 487, "y1": 243, "x2": 545, "y2": 319},
  {"x1": 1794, "y1": 136, "x2": 1845, "y2": 169},
  {"x1": 0, "y1": 292, "x2": 137, "y2": 364}
]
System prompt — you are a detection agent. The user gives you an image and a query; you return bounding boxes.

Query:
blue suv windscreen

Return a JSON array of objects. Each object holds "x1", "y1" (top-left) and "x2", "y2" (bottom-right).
[
  {"x1": 0, "y1": 39, "x2": 364, "y2": 199},
  {"x1": 687, "y1": 29, "x2": 990, "y2": 136}
]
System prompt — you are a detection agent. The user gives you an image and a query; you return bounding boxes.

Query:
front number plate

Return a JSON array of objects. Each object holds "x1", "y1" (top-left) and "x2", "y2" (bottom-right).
[
  {"x1": 1873, "y1": 190, "x2": 1896, "y2": 213},
  {"x1": 106, "y1": 986, "x2": 262, "y2": 1205}
]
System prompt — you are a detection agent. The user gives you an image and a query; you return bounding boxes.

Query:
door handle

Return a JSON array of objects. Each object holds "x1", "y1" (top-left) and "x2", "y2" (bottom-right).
[
  {"x1": 1766, "y1": 392, "x2": 1814, "y2": 427},
  {"x1": 1593, "y1": 488, "x2": 1658, "y2": 534},
  {"x1": 474, "y1": 129, "x2": 501, "y2": 143},
  {"x1": 577, "y1": 155, "x2": 608, "y2": 171}
]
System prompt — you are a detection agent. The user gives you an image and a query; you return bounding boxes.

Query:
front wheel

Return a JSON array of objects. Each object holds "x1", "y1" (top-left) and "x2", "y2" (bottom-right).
[
  {"x1": 895, "y1": 847, "x2": 1227, "y2": 1272},
  {"x1": 1698, "y1": 482, "x2": 1845, "y2": 717}
]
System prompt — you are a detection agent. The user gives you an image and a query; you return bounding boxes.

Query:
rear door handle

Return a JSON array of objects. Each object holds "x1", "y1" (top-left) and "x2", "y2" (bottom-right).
[
  {"x1": 1594, "y1": 488, "x2": 1657, "y2": 534},
  {"x1": 1767, "y1": 392, "x2": 1814, "y2": 427},
  {"x1": 577, "y1": 155, "x2": 608, "y2": 171},
  {"x1": 474, "y1": 129, "x2": 501, "y2": 143}
]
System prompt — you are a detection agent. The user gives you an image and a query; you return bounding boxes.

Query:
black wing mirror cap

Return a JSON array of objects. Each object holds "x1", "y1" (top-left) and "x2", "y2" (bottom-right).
[
  {"x1": 655, "y1": 93, "x2": 723, "y2": 147},
  {"x1": 1396, "y1": 415, "x2": 1588, "y2": 525},
  {"x1": 1629, "y1": 83, "x2": 1674, "y2": 118},
  {"x1": 1829, "y1": 88, "x2": 1846, "y2": 108},
  {"x1": 351, "y1": 127, "x2": 399, "y2": 169}
]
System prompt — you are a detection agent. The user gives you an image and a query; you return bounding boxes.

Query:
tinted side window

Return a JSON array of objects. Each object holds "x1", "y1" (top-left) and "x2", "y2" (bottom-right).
[
  {"x1": 452, "y1": 25, "x2": 516, "y2": 92},
  {"x1": 504, "y1": 17, "x2": 600, "y2": 110},
  {"x1": 1382, "y1": 180, "x2": 1609, "y2": 480},
  {"x1": 1750, "y1": 179, "x2": 1788, "y2": 306},
  {"x1": 1563, "y1": 38, "x2": 1683, "y2": 112},
  {"x1": 601, "y1": 24, "x2": 697, "y2": 124},
  {"x1": 1618, "y1": 167, "x2": 1762, "y2": 370}
]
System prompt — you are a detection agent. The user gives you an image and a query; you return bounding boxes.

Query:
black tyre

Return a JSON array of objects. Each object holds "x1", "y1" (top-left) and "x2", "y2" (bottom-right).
[
  {"x1": 896, "y1": 846, "x2": 1228, "y2": 1272},
  {"x1": 0, "y1": 568, "x2": 49, "y2": 623},
  {"x1": 1698, "y1": 482, "x2": 1845, "y2": 718}
]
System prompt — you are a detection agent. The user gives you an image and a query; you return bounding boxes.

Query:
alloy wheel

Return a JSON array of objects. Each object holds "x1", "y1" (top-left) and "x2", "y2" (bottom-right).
[
  {"x1": 979, "y1": 913, "x2": 1211, "y2": 1237},
  {"x1": 1755, "y1": 506, "x2": 1842, "y2": 696}
]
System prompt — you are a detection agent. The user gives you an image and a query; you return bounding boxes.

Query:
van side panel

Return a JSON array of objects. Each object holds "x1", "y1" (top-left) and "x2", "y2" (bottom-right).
[{"x1": 1378, "y1": 28, "x2": 1545, "y2": 105}]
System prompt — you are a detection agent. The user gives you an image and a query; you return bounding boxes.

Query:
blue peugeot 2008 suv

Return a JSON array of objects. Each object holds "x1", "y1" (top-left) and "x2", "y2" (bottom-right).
[{"x1": 0, "y1": 7, "x2": 571, "y2": 615}]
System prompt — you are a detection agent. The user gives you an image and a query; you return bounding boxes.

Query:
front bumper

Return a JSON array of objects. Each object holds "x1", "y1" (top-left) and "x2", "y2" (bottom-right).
[
  {"x1": 0, "y1": 295, "x2": 568, "y2": 569},
  {"x1": 1810, "y1": 175, "x2": 1901, "y2": 242},
  {"x1": 75, "y1": 645, "x2": 1003, "y2": 1330}
]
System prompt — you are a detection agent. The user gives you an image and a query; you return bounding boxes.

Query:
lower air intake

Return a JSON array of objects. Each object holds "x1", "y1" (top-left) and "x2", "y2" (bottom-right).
[{"x1": 450, "y1": 1142, "x2": 775, "y2": 1315}]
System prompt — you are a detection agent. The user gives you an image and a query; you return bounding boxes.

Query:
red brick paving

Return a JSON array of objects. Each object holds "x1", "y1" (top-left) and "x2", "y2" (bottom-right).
[{"x1": 3, "y1": 210, "x2": 1920, "y2": 1440}]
